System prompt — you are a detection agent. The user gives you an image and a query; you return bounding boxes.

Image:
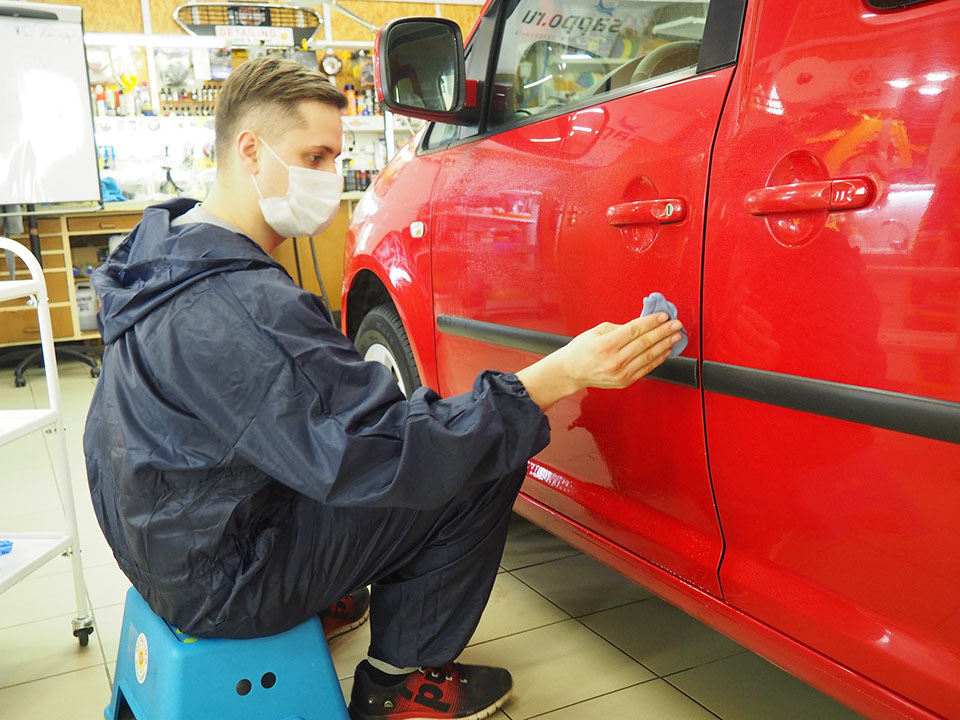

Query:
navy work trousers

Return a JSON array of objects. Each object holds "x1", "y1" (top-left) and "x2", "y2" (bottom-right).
[{"x1": 259, "y1": 465, "x2": 526, "y2": 668}]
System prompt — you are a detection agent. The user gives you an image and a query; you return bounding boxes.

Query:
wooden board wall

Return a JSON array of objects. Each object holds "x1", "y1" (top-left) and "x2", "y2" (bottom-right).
[
  {"x1": 438, "y1": 3, "x2": 483, "y2": 37},
  {"x1": 324, "y1": 1, "x2": 482, "y2": 40},
  {"x1": 26, "y1": 0, "x2": 144, "y2": 32},
  {"x1": 150, "y1": 0, "x2": 185, "y2": 34},
  {"x1": 24, "y1": 0, "x2": 482, "y2": 42}
]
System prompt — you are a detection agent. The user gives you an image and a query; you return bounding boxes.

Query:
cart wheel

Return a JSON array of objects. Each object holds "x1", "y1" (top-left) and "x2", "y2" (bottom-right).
[
  {"x1": 91, "y1": 367, "x2": 101, "y2": 379},
  {"x1": 74, "y1": 626, "x2": 94, "y2": 647},
  {"x1": 14, "y1": 376, "x2": 26, "y2": 388}
]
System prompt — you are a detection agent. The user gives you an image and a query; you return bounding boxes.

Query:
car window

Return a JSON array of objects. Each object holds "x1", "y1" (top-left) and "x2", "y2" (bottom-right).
[
  {"x1": 489, "y1": 0, "x2": 711, "y2": 128},
  {"x1": 422, "y1": 5, "x2": 501, "y2": 152},
  {"x1": 423, "y1": 120, "x2": 461, "y2": 149}
]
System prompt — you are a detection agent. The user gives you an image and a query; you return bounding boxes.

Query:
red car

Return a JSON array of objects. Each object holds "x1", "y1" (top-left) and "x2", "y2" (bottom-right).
[{"x1": 341, "y1": 1, "x2": 960, "y2": 718}]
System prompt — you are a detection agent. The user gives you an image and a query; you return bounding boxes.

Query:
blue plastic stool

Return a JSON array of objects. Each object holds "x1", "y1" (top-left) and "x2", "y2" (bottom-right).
[{"x1": 106, "y1": 587, "x2": 349, "y2": 720}]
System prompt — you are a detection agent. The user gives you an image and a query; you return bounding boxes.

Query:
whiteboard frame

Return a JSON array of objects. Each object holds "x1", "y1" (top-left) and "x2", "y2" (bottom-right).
[{"x1": 0, "y1": 1, "x2": 103, "y2": 209}]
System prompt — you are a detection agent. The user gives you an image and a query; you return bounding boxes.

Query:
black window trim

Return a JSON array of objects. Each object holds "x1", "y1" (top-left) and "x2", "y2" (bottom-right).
[
  {"x1": 420, "y1": 0, "x2": 505, "y2": 153},
  {"x1": 419, "y1": 0, "x2": 747, "y2": 157},
  {"x1": 865, "y1": 0, "x2": 931, "y2": 8}
]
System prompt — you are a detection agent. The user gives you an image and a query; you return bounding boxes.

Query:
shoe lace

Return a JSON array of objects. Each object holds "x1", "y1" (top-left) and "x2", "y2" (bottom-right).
[
  {"x1": 420, "y1": 663, "x2": 456, "y2": 683},
  {"x1": 419, "y1": 663, "x2": 468, "y2": 684}
]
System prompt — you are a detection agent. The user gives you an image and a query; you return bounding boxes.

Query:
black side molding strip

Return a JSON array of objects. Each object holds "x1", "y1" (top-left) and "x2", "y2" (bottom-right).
[
  {"x1": 702, "y1": 361, "x2": 960, "y2": 446},
  {"x1": 436, "y1": 314, "x2": 699, "y2": 389}
]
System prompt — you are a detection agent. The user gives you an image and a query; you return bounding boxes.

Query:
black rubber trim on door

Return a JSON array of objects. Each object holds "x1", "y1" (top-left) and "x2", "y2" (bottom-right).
[
  {"x1": 436, "y1": 314, "x2": 699, "y2": 388},
  {"x1": 865, "y1": 0, "x2": 932, "y2": 8},
  {"x1": 702, "y1": 361, "x2": 960, "y2": 445}
]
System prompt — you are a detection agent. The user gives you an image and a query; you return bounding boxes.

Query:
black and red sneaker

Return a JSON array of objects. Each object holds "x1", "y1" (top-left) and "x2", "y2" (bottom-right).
[
  {"x1": 320, "y1": 587, "x2": 371, "y2": 640},
  {"x1": 349, "y1": 660, "x2": 512, "y2": 720}
]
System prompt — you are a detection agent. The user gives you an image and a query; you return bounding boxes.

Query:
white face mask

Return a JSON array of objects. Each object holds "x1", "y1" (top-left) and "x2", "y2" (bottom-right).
[{"x1": 251, "y1": 138, "x2": 343, "y2": 238}]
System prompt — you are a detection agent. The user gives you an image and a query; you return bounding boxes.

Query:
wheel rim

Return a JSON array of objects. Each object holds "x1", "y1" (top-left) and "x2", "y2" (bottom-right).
[{"x1": 364, "y1": 342, "x2": 408, "y2": 397}]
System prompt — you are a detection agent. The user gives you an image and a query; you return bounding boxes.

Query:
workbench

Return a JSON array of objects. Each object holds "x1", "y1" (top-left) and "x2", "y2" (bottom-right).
[{"x1": 0, "y1": 192, "x2": 365, "y2": 348}]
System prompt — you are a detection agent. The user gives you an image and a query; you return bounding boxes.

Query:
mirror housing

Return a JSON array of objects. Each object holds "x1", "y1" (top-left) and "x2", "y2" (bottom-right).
[{"x1": 374, "y1": 17, "x2": 476, "y2": 125}]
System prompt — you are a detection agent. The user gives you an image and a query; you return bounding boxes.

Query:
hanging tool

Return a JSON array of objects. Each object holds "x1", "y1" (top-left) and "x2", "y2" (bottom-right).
[{"x1": 308, "y1": 236, "x2": 336, "y2": 326}]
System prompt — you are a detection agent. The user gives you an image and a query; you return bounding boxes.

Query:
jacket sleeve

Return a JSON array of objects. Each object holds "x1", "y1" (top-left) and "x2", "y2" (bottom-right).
[{"x1": 145, "y1": 271, "x2": 551, "y2": 510}]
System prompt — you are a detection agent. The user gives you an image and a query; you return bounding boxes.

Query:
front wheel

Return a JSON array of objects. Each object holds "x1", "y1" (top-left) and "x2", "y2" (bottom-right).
[{"x1": 355, "y1": 304, "x2": 421, "y2": 399}]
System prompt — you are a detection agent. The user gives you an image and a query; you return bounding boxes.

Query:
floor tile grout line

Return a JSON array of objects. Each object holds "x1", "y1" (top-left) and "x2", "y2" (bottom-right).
[
  {"x1": 500, "y1": 550, "x2": 579, "y2": 575},
  {"x1": 570, "y1": 597, "x2": 654, "y2": 621},
  {"x1": 569, "y1": 613, "x2": 659, "y2": 678},
  {"x1": 328, "y1": 622, "x2": 607, "y2": 682},
  {"x1": 89, "y1": 588, "x2": 112, "y2": 666},
  {"x1": 660, "y1": 673, "x2": 727, "y2": 720},
  {"x1": 569, "y1": 599, "x2": 748, "y2": 681},
  {"x1": 0, "y1": 597, "x2": 128, "y2": 633},
  {"x1": 498, "y1": 549, "x2": 581, "y2": 574},
  {"x1": 0, "y1": 661, "x2": 106, "y2": 693},
  {"x1": 518, "y1": 679, "x2": 660, "y2": 720},
  {"x1": 503, "y1": 568, "x2": 580, "y2": 620},
  {"x1": 573, "y1": 609, "x2": 749, "y2": 684},
  {"x1": 658, "y1": 648, "x2": 752, "y2": 680},
  {"x1": 10, "y1": 555, "x2": 124, "y2": 578},
  {"x1": 460, "y1": 617, "x2": 573, "y2": 654}
]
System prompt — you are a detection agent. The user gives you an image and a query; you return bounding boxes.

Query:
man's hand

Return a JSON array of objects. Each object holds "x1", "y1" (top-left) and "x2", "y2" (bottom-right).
[{"x1": 516, "y1": 314, "x2": 684, "y2": 412}]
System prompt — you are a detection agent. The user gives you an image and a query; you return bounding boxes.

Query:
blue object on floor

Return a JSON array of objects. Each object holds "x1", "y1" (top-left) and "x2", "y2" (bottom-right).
[
  {"x1": 105, "y1": 587, "x2": 348, "y2": 720},
  {"x1": 641, "y1": 292, "x2": 689, "y2": 357},
  {"x1": 0, "y1": 540, "x2": 12, "y2": 555}
]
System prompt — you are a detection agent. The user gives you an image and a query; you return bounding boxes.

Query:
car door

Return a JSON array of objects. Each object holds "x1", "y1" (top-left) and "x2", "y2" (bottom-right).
[
  {"x1": 702, "y1": 1, "x2": 960, "y2": 716},
  {"x1": 430, "y1": 0, "x2": 746, "y2": 596}
]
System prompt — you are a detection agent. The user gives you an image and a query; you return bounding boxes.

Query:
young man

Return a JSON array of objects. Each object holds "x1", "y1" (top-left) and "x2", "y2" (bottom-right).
[{"x1": 84, "y1": 57, "x2": 684, "y2": 720}]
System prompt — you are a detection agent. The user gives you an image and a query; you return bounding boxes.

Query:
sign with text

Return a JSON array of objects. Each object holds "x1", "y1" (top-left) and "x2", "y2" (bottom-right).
[{"x1": 214, "y1": 24, "x2": 294, "y2": 46}]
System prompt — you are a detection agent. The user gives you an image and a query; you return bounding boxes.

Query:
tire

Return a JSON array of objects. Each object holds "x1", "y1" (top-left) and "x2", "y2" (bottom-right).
[{"x1": 354, "y1": 304, "x2": 421, "y2": 399}]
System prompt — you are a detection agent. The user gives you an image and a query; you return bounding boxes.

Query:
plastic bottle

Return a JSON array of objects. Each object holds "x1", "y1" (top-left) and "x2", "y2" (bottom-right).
[
  {"x1": 95, "y1": 85, "x2": 106, "y2": 116},
  {"x1": 76, "y1": 283, "x2": 99, "y2": 331},
  {"x1": 345, "y1": 84, "x2": 357, "y2": 116},
  {"x1": 104, "y1": 87, "x2": 115, "y2": 116},
  {"x1": 139, "y1": 82, "x2": 153, "y2": 116},
  {"x1": 375, "y1": 137, "x2": 387, "y2": 170}
]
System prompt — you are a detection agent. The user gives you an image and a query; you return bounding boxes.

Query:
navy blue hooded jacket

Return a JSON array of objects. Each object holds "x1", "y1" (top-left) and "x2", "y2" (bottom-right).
[{"x1": 83, "y1": 198, "x2": 551, "y2": 630}]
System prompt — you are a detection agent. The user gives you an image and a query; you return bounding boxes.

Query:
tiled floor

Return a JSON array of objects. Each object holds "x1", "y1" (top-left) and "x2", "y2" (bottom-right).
[{"x1": 0, "y1": 361, "x2": 866, "y2": 719}]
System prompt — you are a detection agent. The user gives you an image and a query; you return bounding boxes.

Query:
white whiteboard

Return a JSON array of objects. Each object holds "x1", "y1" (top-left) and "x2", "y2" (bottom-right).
[{"x1": 0, "y1": 2, "x2": 101, "y2": 205}]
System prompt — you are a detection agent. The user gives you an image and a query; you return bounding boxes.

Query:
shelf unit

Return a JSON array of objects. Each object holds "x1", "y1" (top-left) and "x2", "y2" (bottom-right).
[
  {"x1": 0, "y1": 207, "x2": 147, "y2": 350},
  {"x1": 0, "y1": 238, "x2": 95, "y2": 645}
]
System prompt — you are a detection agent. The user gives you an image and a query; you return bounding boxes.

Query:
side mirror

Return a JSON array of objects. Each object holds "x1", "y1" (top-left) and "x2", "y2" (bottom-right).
[{"x1": 374, "y1": 17, "x2": 475, "y2": 125}]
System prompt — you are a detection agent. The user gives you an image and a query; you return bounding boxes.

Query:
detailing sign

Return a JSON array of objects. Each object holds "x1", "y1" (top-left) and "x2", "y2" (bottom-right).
[{"x1": 214, "y1": 25, "x2": 295, "y2": 46}]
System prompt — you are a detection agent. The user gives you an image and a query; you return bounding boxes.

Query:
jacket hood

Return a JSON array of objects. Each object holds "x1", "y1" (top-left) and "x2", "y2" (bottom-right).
[{"x1": 92, "y1": 198, "x2": 284, "y2": 343}]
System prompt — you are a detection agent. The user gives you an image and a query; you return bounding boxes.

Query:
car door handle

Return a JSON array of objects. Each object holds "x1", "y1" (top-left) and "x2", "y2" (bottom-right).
[
  {"x1": 745, "y1": 177, "x2": 876, "y2": 215},
  {"x1": 606, "y1": 199, "x2": 687, "y2": 226}
]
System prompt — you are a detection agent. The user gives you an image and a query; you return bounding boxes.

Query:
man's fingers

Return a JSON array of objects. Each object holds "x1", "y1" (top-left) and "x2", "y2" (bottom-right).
[
  {"x1": 589, "y1": 321, "x2": 619, "y2": 337},
  {"x1": 625, "y1": 349, "x2": 673, "y2": 383},
  {"x1": 607, "y1": 313, "x2": 672, "y2": 349},
  {"x1": 617, "y1": 319, "x2": 683, "y2": 363},
  {"x1": 621, "y1": 334, "x2": 679, "y2": 378}
]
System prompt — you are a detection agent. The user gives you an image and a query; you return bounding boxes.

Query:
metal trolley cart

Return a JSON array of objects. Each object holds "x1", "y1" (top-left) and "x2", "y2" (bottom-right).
[{"x1": 0, "y1": 237, "x2": 95, "y2": 646}]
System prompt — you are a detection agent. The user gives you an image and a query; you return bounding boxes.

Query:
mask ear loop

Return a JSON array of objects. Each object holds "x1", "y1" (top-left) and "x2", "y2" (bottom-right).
[
  {"x1": 260, "y1": 138, "x2": 289, "y2": 169},
  {"x1": 251, "y1": 137, "x2": 288, "y2": 200},
  {"x1": 251, "y1": 173, "x2": 266, "y2": 200}
]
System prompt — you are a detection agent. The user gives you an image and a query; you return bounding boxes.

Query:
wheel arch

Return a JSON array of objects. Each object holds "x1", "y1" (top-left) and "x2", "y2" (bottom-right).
[{"x1": 343, "y1": 264, "x2": 438, "y2": 390}]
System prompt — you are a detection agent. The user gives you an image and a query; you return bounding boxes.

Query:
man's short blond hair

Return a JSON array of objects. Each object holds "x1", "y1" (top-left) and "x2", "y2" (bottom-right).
[{"x1": 214, "y1": 56, "x2": 347, "y2": 164}]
